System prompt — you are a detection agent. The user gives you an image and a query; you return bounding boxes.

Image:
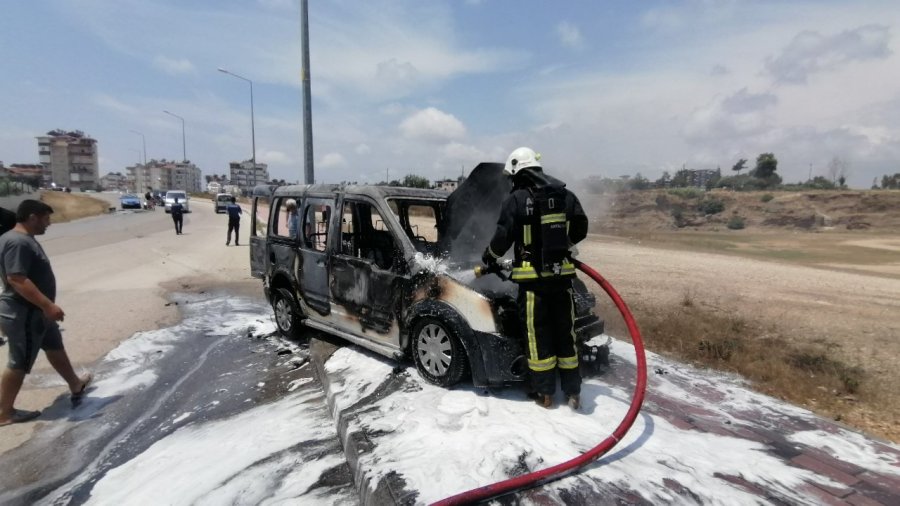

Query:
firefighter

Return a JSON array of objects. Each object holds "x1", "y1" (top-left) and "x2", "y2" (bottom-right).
[{"x1": 482, "y1": 147, "x2": 589, "y2": 409}]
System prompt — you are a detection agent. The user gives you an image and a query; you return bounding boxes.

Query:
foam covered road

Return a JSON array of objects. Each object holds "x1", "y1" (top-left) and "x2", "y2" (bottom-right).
[
  {"x1": 0, "y1": 295, "x2": 355, "y2": 506},
  {"x1": 317, "y1": 340, "x2": 900, "y2": 505}
]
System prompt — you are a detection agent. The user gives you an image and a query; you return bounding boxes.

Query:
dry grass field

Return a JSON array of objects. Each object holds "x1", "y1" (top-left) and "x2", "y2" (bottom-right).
[
  {"x1": 580, "y1": 189, "x2": 900, "y2": 442},
  {"x1": 41, "y1": 191, "x2": 111, "y2": 223}
]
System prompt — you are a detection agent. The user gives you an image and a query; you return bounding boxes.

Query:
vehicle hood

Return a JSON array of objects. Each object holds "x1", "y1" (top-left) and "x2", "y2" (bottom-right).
[{"x1": 439, "y1": 162, "x2": 511, "y2": 264}]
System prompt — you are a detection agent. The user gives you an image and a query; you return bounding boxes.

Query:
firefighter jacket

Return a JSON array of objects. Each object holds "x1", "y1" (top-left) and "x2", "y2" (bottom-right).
[{"x1": 485, "y1": 169, "x2": 588, "y2": 283}]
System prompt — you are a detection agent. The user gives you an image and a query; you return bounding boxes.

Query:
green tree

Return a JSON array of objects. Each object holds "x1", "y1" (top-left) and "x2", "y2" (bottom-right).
[
  {"x1": 881, "y1": 173, "x2": 900, "y2": 189},
  {"x1": 731, "y1": 158, "x2": 747, "y2": 175},
  {"x1": 627, "y1": 172, "x2": 651, "y2": 190},
  {"x1": 671, "y1": 169, "x2": 691, "y2": 188},
  {"x1": 401, "y1": 174, "x2": 430, "y2": 188},
  {"x1": 753, "y1": 153, "x2": 778, "y2": 179},
  {"x1": 654, "y1": 171, "x2": 672, "y2": 188}
]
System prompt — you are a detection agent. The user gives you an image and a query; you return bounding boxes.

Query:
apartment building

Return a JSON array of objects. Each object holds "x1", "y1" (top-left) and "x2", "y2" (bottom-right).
[
  {"x1": 127, "y1": 159, "x2": 202, "y2": 193},
  {"x1": 36, "y1": 130, "x2": 99, "y2": 190},
  {"x1": 229, "y1": 159, "x2": 269, "y2": 193},
  {"x1": 100, "y1": 172, "x2": 128, "y2": 191},
  {"x1": 434, "y1": 178, "x2": 459, "y2": 192}
]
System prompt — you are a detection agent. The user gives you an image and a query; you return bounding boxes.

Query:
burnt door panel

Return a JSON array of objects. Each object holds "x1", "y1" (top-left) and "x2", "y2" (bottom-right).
[
  {"x1": 331, "y1": 256, "x2": 399, "y2": 335},
  {"x1": 299, "y1": 198, "x2": 333, "y2": 315}
]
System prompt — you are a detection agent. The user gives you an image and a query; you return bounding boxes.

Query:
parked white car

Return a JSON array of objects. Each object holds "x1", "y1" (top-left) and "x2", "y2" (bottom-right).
[{"x1": 164, "y1": 191, "x2": 190, "y2": 213}]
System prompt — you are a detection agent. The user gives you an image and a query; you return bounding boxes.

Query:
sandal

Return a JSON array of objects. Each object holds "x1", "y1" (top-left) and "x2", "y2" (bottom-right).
[
  {"x1": 0, "y1": 408, "x2": 41, "y2": 427},
  {"x1": 70, "y1": 373, "x2": 94, "y2": 407}
]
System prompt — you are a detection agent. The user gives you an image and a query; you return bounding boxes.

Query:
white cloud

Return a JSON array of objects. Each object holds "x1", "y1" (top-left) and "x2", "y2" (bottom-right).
[
  {"x1": 319, "y1": 152, "x2": 347, "y2": 169},
  {"x1": 399, "y1": 107, "x2": 466, "y2": 143},
  {"x1": 556, "y1": 22, "x2": 584, "y2": 50},
  {"x1": 355, "y1": 144, "x2": 371, "y2": 155},
  {"x1": 765, "y1": 25, "x2": 892, "y2": 84},
  {"x1": 153, "y1": 55, "x2": 196, "y2": 75},
  {"x1": 260, "y1": 150, "x2": 292, "y2": 165},
  {"x1": 92, "y1": 94, "x2": 140, "y2": 116}
]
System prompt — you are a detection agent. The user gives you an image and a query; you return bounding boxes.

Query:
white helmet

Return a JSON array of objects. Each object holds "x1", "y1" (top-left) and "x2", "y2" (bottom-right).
[{"x1": 503, "y1": 147, "x2": 542, "y2": 176}]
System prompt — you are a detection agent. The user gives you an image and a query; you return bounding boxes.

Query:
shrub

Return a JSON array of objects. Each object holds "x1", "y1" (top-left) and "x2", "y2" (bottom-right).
[
  {"x1": 760, "y1": 193, "x2": 774, "y2": 203},
  {"x1": 667, "y1": 188, "x2": 703, "y2": 199},
  {"x1": 727, "y1": 216, "x2": 745, "y2": 230},
  {"x1": 697, "y1": 198, "x2": 725, "y2": 215}
]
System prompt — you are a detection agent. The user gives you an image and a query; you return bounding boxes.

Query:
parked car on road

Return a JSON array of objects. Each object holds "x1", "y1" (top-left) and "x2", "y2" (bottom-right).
[
  {"x1": 214, "y1": 193, "x2": 232, "y2": 213},
  {"x1": 119, "y1": 194, "x2": 142, "y2": 209},
  {"x1": 164, "y1": 191, "x2": 190, "y2": 213},
  {"x1": 249, "y1": 163, "x2": 605, "y2": 388}
]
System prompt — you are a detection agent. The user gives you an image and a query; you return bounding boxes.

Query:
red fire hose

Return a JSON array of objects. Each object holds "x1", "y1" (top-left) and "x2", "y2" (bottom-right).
[{"x1": 432, "y1": 260, "x2": 648, "y2": 505}]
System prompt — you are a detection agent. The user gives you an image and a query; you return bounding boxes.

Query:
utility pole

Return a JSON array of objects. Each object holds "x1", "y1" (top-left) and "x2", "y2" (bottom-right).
[
  {"x1": 300, "y1": 0, "x2": 314, "y2": 184},
  {"x1": 808, "y1": 162, "x2": 813, "y2": 181},
  {"x1": 163, "y1": 110, "x2": 186, "y2": 162},
  {"x1": 130, "y1": 130, "x2": 147, "y2": 165}
]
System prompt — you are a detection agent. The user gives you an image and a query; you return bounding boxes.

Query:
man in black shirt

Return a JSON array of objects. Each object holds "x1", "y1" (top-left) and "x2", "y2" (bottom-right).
[{"x1": 171, "y1": 198, "x2": 184, "y2": 235}]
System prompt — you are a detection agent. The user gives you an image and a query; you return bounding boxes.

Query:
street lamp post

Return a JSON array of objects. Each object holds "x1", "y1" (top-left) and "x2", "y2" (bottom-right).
[
  {"x1": 162, "y1": 110, "x2": 187, "y2": 162},
  {"x1": 129, "y1": 129, "x2": 147, "y2": 165},
  {"x1": 217, "y1": 68, "x2": 256, "y2": 174}
]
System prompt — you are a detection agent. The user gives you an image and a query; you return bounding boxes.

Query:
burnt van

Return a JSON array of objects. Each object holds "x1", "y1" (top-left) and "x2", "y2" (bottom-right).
[{"x1": 249, "y1": 163, "x2": 605, "y2": 388}]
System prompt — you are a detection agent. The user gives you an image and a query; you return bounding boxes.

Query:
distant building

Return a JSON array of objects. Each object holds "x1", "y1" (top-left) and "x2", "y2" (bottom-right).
[
  {"x1": 229, "y1": 159, "x2": 269, "y2": 193},
  {"x1": 36, "y1": 129, "x2": 99, "y2": 190},
  {"x1": 434, "y1": 178, "x2": 458, "y2": 192},
  {"x1": 100, "y1": 172, "x2": 128, "y2": 191},
  {"x1": 687, "y1": 169, "x2": 720, "y2": 188},
  {"x1": 126, "y1": 159, "x2": 202, "y2": 193},
  {"x1": 206, "y1": 181, "x2": 222, "y2": 194}
]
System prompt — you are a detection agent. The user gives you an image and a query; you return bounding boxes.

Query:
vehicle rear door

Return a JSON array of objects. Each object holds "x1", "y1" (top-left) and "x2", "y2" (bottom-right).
[
  {"x1": 298, "y1": 196, "x2": 334, "y2": 315},
  {"x1": 250, "y1": 186, "x2": 275, "y2": 278}
]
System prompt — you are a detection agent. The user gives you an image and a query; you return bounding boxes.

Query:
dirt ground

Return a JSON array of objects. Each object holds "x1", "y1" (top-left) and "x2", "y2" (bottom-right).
[{"x1": 572, "y1": 189, "x2": 900, "y2": 441}]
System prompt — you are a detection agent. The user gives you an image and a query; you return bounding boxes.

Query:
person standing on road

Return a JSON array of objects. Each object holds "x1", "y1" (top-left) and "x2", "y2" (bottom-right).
[
  {"x1": 482, "y1": 147, "x2": 588, "y2": 410},
  {"x1": 226, "y1": 196, "x2": 242, "y2": 246},
  {"x1": 0, "y1": 200, "x2": 92, "y2": 426},
  {"x1": 170, "y1": 198, "x2": 184, "y2": 235}
]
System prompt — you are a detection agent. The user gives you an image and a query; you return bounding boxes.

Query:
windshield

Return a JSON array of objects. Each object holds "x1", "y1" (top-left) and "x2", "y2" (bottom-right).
[
  {"x1": 217, "y1": 195, "x2": 231, "y2": 202},
  {"x1": 167, "y1": 192, "x2": 186, "y2": 199},
  {"x1": 386, "y1": 198, "x2": 446, "y2": 256}
]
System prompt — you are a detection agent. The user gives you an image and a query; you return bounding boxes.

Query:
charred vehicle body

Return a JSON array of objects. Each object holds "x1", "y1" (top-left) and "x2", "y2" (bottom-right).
[{"x1": 249, "y1": 163, "x2": 605, "y2": 388}]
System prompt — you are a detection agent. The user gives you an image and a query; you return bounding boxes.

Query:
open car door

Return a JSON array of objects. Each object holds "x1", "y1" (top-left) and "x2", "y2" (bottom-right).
[{"x1": 250, "y1": 185, "x2": 276, "y2": 279}]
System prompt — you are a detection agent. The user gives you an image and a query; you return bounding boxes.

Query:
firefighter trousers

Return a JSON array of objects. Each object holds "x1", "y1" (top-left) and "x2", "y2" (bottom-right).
[{"x1": 517, "y1": 281, "x2": 580, "y2": 396}]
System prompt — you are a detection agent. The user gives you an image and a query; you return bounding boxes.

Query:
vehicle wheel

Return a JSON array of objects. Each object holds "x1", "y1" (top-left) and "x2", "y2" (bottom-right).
[
  {"x1": 272, "y1": 287, "x2": 303, "y2": 337},
  {"x1": 411, "y1": 317, "x2": 469, "y2": 386}
]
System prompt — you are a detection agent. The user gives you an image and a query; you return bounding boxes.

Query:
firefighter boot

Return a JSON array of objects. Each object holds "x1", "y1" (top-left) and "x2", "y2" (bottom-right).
[
  {"x1": 534, "y1": 393, "x2": 553, "y2": 408},
  {"x1": 566, "y1": 394, "x2": 581, "y2": 411}
]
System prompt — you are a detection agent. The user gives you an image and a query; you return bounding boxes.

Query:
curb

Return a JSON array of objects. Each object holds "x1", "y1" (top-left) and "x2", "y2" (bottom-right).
[{"x1": 309, "y1": 338, "x2": 418, "y2": 506}]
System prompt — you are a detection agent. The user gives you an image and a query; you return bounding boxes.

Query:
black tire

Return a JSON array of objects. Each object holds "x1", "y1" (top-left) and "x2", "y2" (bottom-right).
[
  {"x1": 411, "y1": 317, "x2": 469, "y2": 386},
  {"x1": 272, "y1": 287, "x2": 303, "y2": 337}
]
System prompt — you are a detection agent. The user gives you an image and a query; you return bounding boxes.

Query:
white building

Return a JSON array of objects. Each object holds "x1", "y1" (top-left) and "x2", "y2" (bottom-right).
[
  {"x1": 229, "y1": 159, "x2": 269, "y2": 193},
  {"x1": 126, "y1": 159, "x2": 202, "y2": 193},
  {"x1": 36, "y1": 130, "x2": 99, "y2": 190}
]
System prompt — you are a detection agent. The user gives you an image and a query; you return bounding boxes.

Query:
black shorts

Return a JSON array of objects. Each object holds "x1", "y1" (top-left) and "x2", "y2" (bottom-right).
[{"x1": 0, "y1": 307, "x2": 63, "y2": 373}]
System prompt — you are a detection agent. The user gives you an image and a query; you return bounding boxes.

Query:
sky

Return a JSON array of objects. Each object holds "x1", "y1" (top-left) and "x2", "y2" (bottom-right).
[{"x1": 1, "y1": 0, "x2": 899, "y2": 188}]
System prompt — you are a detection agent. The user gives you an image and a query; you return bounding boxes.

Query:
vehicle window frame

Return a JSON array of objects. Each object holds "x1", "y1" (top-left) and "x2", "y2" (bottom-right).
[
  {"x1": 301, "y1": 197, "x2": 333, "y2": 252},
  {"x1": 336, "y1": 196, "x2": 400, "y2": 271},
  {"x1": 269, "y1": 196, "x2": 298, "y2": 240}
]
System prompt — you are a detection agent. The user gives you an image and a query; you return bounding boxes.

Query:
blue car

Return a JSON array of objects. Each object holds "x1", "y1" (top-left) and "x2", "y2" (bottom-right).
[{"x1": 120, "y1": 194, "x2": 142, "y2": 209}]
